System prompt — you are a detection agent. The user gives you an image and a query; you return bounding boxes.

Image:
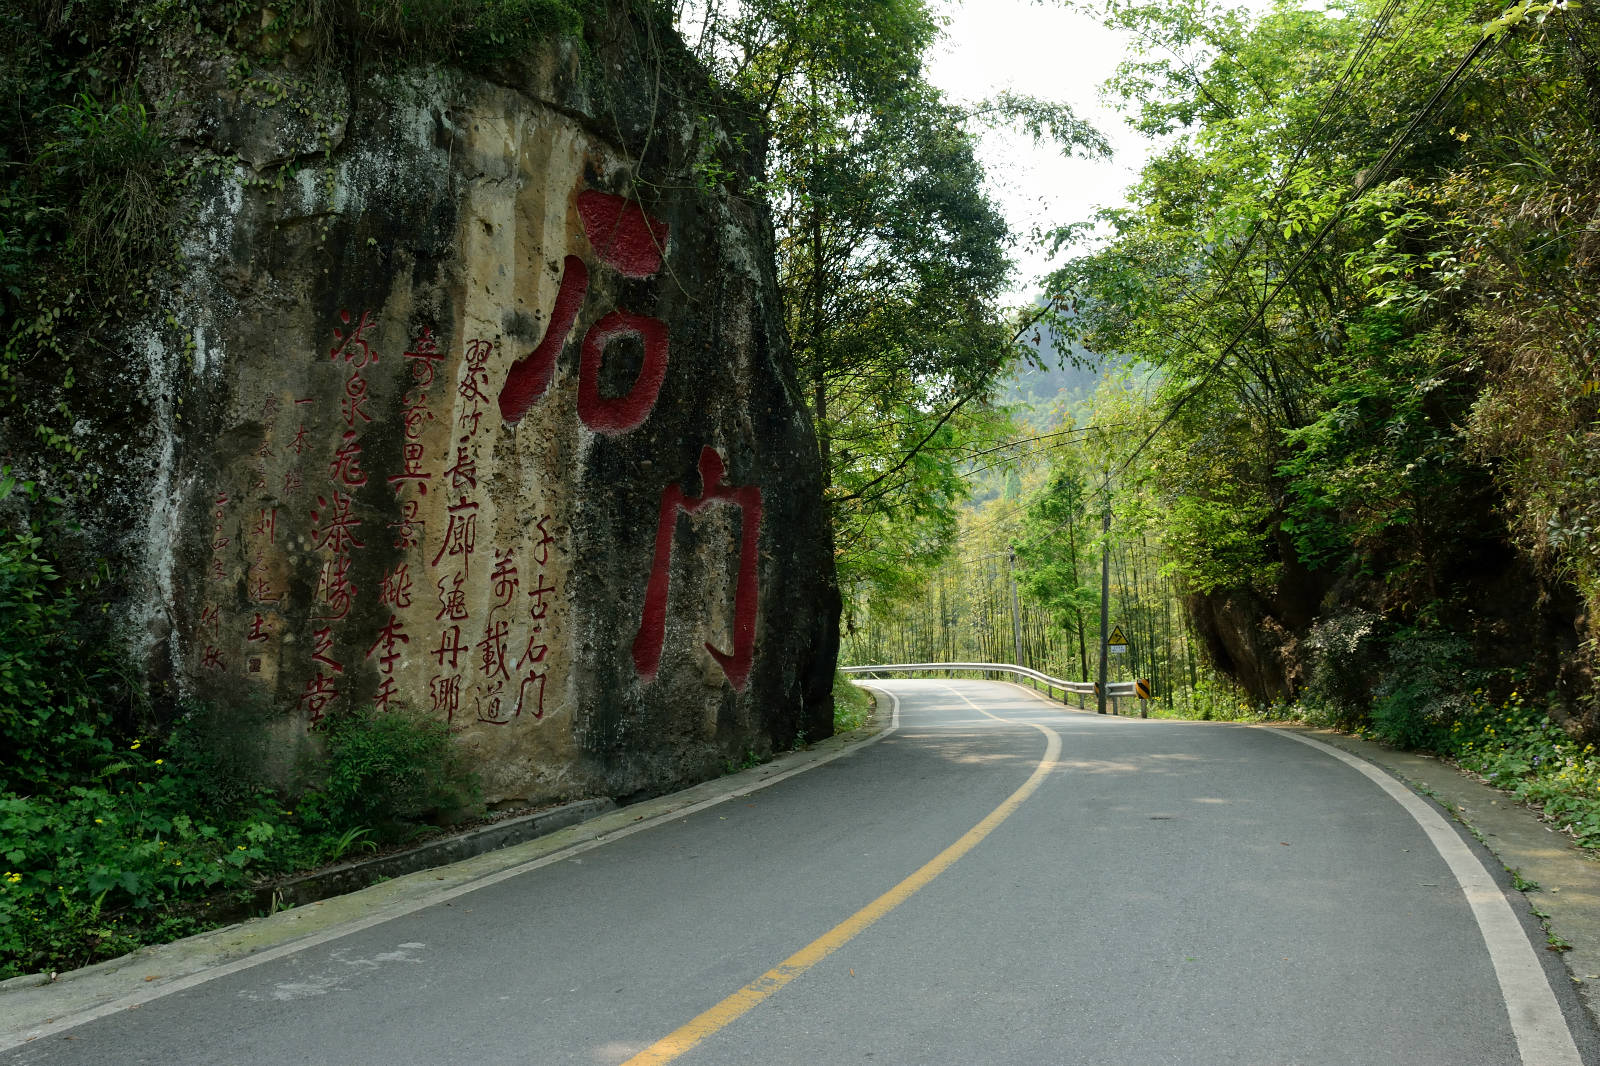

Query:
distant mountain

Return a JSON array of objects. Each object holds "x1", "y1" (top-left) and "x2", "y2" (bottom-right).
[{"x1": 1001, "y1": 300, "x2": 1121, "y2": 413}]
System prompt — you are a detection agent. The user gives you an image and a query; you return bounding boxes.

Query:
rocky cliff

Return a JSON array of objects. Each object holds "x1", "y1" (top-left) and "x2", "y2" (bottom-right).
[{"x1": 30, "y1": 6, "x2": 839, "y2": 806}]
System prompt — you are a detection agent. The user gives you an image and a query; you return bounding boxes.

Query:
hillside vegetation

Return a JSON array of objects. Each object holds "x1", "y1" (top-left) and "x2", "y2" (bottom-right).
[{"x1": 854, "y1": 0, "x2": 1600, "y2": 757}]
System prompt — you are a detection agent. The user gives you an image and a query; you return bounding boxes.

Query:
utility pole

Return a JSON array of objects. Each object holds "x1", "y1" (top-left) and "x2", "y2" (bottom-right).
[
  {"x1": 1007, "y1": 548, "x2": 1024, "y2": 668},
  {"x1": 1097, "y1": 505, "x2": 1110, "y2": 715}
]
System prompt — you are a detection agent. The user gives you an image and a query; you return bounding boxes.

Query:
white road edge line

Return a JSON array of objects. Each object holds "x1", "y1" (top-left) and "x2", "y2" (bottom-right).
[
  {"x1": 1272, "y1": 728, "x2": 1582, "y2": 1066},
  {"x1": 1, "y1": 688, "x2": 903, "y2": 1052}
]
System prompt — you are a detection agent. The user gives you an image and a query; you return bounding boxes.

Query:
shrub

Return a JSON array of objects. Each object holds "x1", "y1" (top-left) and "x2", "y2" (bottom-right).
[
  {"x1": 1301, "y1": 607, "x2": 1386, "y2": 728},
  {"x1": 0, "y1": 485, "x2": 131, "y2": 794},
  {"x1": 323, "y1": 707, "x2": 477, "y2": 835},
  {"x1": 1369, "y1": 627, "x2": 1478, "y2": 750}
]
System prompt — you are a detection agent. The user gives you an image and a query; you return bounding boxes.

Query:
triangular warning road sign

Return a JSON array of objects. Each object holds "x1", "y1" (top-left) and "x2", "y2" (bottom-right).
[{"x1": 1108, "y1": 625, "x2": 1128, "y2": 646}]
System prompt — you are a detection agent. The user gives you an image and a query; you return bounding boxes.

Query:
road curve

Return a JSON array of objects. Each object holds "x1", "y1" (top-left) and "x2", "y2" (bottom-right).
[{"x1": 3, "y1": 679, "x2": 1594, "y2": 1065}]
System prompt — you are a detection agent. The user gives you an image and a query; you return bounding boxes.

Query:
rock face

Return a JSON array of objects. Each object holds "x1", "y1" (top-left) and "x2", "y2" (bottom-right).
[{"x1": 100, "y1": 12, "x2": 838, "y2": 803}]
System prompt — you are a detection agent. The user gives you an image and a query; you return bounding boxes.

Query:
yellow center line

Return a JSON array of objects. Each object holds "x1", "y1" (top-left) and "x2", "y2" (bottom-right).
[{"x1": 622, "y1": 686, "x2": 1061, "y2": 1066}]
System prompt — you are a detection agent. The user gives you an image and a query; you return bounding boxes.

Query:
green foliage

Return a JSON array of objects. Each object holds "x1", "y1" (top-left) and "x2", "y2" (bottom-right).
[
  {"x1": 0, "y1": 493, "x2": 130, "y2": 795},
  {"x1": 1036, "y1": 0, "x2": 1600, "y2": 724},
  {"x1": 323, "y1": 707, "x2": 477, "y2": 832},
  {"x1": 37, "y1": 92, "x2": 173, "y2": 283},
  {"x1": 1368, "y1": 628, "x2": 1478, "y2": 750},
  {"x1": 269, "y1": 0, "x2": 590, "y2": 63},
  {"x1": 1448, "y1": 691, "x2": 1600, "y2": 850},
  {"x1": 0, "y1": 754, "x2": 316, "y2": 979},
  {"x1": 0, "y1": 502, "x2": 478, "y2": 978},
  {"x1": 0, "y1": 697, "x2": 481, "y2": 979},
  {"x1": 832, "y1": 672, "x2": 872, "y2": 733},
  {"x1": 1301, "y1": 608, "x2": 1386, "y2": 727},
  {"x1": 679, "y1": 0, "x2": 1096, "y2": 611}
]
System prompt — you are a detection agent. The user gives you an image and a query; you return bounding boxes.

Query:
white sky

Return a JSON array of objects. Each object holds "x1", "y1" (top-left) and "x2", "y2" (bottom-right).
[{"x1": 926, "y1": 0, "x2": 1150, "y2": 304}]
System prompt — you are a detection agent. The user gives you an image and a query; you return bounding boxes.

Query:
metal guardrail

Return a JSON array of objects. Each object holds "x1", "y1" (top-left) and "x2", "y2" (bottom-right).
[{"x1": 839, "y1": 662, "x2": 1146, "y2": 714}]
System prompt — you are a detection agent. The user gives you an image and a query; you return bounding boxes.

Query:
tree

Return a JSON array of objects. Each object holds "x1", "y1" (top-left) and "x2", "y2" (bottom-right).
[
  {"x1": 680, "y1": 0, "x2": 1106, "y2": 612},
  {"x1": 1041, "y1": 0, "x2": 1600, "y2": 727}
]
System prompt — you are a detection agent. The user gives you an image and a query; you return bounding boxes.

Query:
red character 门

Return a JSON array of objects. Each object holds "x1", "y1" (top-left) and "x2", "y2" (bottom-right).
[{"x1": 632, "y1": 446, "x2": 762, "y2": 692}]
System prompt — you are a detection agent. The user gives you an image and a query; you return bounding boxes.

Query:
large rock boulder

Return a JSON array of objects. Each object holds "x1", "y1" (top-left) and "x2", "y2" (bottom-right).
[{"x1": 83, "y1": 9, "x2": 839, "y2": 804}]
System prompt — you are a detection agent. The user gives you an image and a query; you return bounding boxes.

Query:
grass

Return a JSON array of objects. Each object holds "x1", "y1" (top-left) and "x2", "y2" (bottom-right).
[
  {"x1": 833, "y1": 671, "x2": 874, "y2": 733},
  {"x1": 1443, "y1": 691, "x2": 1600, "y2": 851}
]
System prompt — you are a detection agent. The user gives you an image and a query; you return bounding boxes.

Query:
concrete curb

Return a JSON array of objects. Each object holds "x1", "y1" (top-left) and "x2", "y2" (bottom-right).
[{"x1": 247, "y1": 797, "x2": 616, "y2": 913}]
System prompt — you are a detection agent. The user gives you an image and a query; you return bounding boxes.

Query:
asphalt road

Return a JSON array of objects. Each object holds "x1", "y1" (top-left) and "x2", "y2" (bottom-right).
[{"x1": 5, "y1": 679, "x2": 1595, "y2": 1065}]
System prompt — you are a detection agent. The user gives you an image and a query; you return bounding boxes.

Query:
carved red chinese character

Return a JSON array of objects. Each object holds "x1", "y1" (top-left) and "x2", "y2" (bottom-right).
[
  {"x1": 435, "y1": 572, "x2": 469, "y2": 622},
  {"x1": 490, "y1": 550, "x2": 518, "y2": 614},
  {"x1": 314, "y1": 554, "x2": 358, "y2": 621},
  {"x1": 380, "y1": 564, "x2": 414, "y2": 609},
  {"x1": 248, "y1": 574, "x2": 281, "y2": 604},
  {"x1": 476, "y1": 680, "x2": 516, "y2": 725},
  {"x1": 374, "y1": 676, "x2": 400, "y2": 712},
  {"x1": 532, "y1": 515, "x2": 555, "y2": 567},
  {"x1": 366, "y1": 615, "x2": 410, "y2": 675},
  {"x1": 312, "y1": 626, "x2": 344, "y2": 674},
  {"x1": 442, "y1": 446, "x2": 477, "y2": 495},
  {"x1": 498, "y1": 255, "x2": 588, "y2": 425},
  {"x1": 311, "y1": 492, "x2": 365, "y2": 555},
  {"x1": 252, "y1": 508, "x2": 278, "y2": 543},
  {"x1": 329, "y1": 310, "x2": 377, "y2": 368},
  {"x1": 431, "y1": 498, "x2": 478, "y2": 575},
  {"x1": 433, "y1": 626, "x2": 466, "y2": 669},
  {"x1": 498, "y1": 190, "x2": 673, "y2": 428},
  {"x1": 577, "y1": 311, "x2": 670, "y2": 435},
  {"x1": 516, "y1": 671, "x2": 546, "y2": 721},
  {"x1": 330, "y1": 432, "x2": 367, "y2": 487},
  {"x1": 246, "y1": 613, "x2": 271, "y2": 644},
  {"x1": 342, "y1": 370, "x2": 372, "y2": 427},
  {"x1": 632, "y1": 446, "x2": 762, "y2": 692},
  {"x1": 460, "y1": 339, "x2": 493, "y2": 416},
  {"x1": 390, "y1": 499, "x2": 425, "y2": 550},
  {"x1": 527, "y1": 573, "x2": 556, "y2": 622},
  {"x1": 578, "y1": 189, "x2": 670, "y2": 277},
  {"x1": 403, "y1": 327, "x2": 444, "y2": 387},
  {"x1": 300, "y1": 673, "x2": 339, "y2": 726},
  {"x1": 518, "y1": 632, "x2": 548, "y2": 671},
  {"x1": 478, "y1": 619, "x2": 511, "y2": 681},
  {"x1": 387, "y1": 440, "x2": 432, "y2": 494},
  {"x1": 430, "y1": 673, "x2": 461, "y2": 722}
]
